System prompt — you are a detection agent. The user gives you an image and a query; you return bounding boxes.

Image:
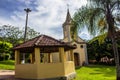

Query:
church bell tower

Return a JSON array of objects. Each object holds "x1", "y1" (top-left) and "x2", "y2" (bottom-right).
[{"x1": 62, "y1": 9, "x2": 73, "y2": 42}]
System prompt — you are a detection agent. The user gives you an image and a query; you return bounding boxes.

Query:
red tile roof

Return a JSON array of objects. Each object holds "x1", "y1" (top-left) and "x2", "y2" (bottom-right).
[{"x1": 13, "y1": 35, "x2": 75, "y2": 53}]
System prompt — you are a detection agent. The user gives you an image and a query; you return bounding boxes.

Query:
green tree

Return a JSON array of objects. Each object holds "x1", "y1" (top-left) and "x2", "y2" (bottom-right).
[
  {"x1": 0, "y1": 25, "x2": 40, "y2": 46},
  {"x1": 0, "y1": 25, "x2": 23, "y2": 45},
  {"x1": 0, "y1": 41, "x2": 13, "y2": 60},
  {"x1": 73, "y1": 0, "x2": 120, "y2": 79},
  {"x1": 88, "y1": 34, "x2": 114, "y2": 62},
  {"x1": 0, "y1": 25, "x2": 40, "y2": 60},
  {"x1": 24, "y1": 27, "x2": 40, "y2": 40}
]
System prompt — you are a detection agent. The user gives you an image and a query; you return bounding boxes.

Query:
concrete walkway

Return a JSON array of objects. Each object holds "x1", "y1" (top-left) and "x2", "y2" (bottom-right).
[{"x1": 0, "y1": 70, "x2": 16, "y2": 80}]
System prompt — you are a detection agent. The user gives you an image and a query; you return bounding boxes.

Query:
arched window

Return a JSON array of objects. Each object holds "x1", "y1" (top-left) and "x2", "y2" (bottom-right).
[{"x1": 73, "y1": 44, "x2": 77, "y2": 48}]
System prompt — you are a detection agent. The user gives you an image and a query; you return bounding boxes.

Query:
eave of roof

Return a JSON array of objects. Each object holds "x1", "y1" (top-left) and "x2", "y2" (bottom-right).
[{"x1": 13, "y1": 35, "x2": 76, "y2": 53}]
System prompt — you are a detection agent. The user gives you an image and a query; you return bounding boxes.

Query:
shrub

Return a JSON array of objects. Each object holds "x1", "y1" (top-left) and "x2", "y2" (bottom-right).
[{"x1": 0, "y1": 53, "x2": 11, "y2": 61}]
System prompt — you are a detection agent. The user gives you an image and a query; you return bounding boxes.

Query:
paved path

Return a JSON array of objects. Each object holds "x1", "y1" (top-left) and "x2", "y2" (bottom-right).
[{"x1": 0, "y1": 70, "x2": 16, "y2": 80}]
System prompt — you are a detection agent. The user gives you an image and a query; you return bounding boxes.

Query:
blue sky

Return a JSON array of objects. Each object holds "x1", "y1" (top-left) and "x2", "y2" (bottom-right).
[{"x1": 0, "y1": 0, "x2": 91, "y2": 40}]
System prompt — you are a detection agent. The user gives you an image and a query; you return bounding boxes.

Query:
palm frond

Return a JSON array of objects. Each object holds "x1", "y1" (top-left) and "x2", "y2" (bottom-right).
[
  {"x1": 111, "y1": 0, "x2": 120, "y2": 11},
  {"x1": 89, "y1": 8, "x2": 105, "y2": 35},
  {"x1": 73, "y1": 0, "x2": 120, "y2": 43},
  {"x1": 74, "y1": 6, "x2": 105, "y2": 35},
  {"x1": 89, "y1": 33, "x2": 107, "y2": 45}
]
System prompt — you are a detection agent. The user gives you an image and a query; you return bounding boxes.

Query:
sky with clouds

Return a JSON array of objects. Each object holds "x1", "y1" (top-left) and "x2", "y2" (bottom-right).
[{"x1": 0, "y1": 0, "x2": 91, "y2": 40}]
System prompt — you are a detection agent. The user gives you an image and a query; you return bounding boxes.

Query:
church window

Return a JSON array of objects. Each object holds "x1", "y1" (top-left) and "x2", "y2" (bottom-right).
[{"x1": 80, "y1": 45, "x2": 83, "y2": 48}]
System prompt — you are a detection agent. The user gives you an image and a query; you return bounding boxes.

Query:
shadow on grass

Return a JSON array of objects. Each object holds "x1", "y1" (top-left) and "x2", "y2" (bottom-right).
[
  {"x1": 75, "y1": 66, "x2": 81, "y2": 70},
  {"x1": 86, "y1": 65, "x2": 116, "y2": 77}
]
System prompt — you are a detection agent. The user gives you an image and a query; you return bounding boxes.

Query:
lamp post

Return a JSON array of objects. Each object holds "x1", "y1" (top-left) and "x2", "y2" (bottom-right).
[
  {"x1": 24, "y1": 8, "x2": 31, "y2": 42},
  {"x1": 23, "y1": 8, "x2": 31, "y2": 64}
]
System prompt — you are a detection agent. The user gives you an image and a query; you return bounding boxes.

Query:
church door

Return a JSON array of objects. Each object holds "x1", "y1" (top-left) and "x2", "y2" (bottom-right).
[{"x1": 74, "y1": 53, "x2": 79, "y2": 66}]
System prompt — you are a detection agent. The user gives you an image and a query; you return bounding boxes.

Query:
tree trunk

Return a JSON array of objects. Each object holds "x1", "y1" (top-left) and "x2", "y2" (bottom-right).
[
  {"x1": 106, "y1": 5, "x2": 120, "y2": 79},
  {"x1": 111, "y1": 35, "x2": 120, "y2": 80}
]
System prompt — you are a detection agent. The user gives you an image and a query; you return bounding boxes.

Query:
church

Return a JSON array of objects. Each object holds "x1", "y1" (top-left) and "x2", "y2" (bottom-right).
[{"x1": 52, "y1": 9, "x2": 88, "y2": 66}]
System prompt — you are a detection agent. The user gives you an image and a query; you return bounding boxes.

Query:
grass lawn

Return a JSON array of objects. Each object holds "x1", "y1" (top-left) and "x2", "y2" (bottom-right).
[
  {"x1": 75, "y1": 65, "x2": 116, "y2": 80},
  {"x1": 0, "y1": 60, "x2": 15, "y2": 70},
  {"x1": 0, "y1": 60, "x2": 116, "y2": 80}
]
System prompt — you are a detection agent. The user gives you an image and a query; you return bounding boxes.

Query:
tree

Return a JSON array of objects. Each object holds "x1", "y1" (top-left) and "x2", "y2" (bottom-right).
[
  {"x1": 0, "y1": 25, "x2": 23, "y2": 45},
  {"x1": 87, "y1": 34, "x2": 114, "y2": 63},
  {"x1": 0, "y1": 25, "x2": 40, "y2": 46},
  {"x1": 24, "y1": 27, "x2": 40, "y2": 40},
  {"x1": 73, "y1": 0, "x2": 120, "y2": 79},
  {"x1": 0, "y1": 41, "x2": 13, "y2": 60}
]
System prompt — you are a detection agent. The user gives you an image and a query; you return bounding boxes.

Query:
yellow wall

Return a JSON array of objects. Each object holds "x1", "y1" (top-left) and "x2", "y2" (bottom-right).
[
  {"x1": 62, "y1": 37, "x2": 87, "y2": 66},
  {"x1": 52, "y1": 42, "x2": 86, "y2": 66},
  {"x1": 72, "y1": 42, "x2": 86, "y2": 66},
  {"x1": 15, "y1": 62, "x2": 75, "y2": 79},
  {"x1": 52, "y1": 43, "x2": 87, "y2": 66},
  {"x1": 64, "y1": 61, "x2": 75, "y2": 75},
  {"x1": 15, "y1": 64, "x2": 37, "y2": 79},
  {"x1": 52, "y1": 51, "x2": 73, "y2": 62},
  {"x1": 37, "y1": 63, "x2": 64, "y2": 78},
  {"x1": 52, "y1": 52, "x2": 60, "y2": 62}
]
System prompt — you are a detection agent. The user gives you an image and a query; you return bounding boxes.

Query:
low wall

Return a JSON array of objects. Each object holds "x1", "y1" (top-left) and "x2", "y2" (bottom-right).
[
  {"x1": 15, "y1": 64, "x2": 37, "y2": 79},
  {"x1": 64, "y1": 61, "x2": 75, "y2": 75},
  {"x1": 37, "y1": 63, "x2": 64, "y2": 79},
  {"x1": 15, "y1": 62, "x2": 76, "y2": 79}
]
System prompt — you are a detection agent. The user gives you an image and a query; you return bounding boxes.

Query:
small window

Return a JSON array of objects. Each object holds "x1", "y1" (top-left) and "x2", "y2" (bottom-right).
[
  {"x1": 73, "y1": 44, "x2": 77, "y2": 48},
  {"x1": 80, "y1": 45, "x2": 83, "y2": 48}
]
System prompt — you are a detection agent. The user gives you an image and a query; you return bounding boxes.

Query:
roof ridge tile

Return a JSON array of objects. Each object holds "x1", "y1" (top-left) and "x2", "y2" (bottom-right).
[{"x1": 35, "y1": 35, "x2": 44, "y2": 45}]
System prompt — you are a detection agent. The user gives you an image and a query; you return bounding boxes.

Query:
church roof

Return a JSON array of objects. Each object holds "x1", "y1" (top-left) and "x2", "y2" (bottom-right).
[
  {"x1": 63, "y1": 9, "x2": 72, "y2": 26},
  {"x1": 66, "y1": 40, "x2": 87, "y2": 44},
  {"x1": 13, "y1": 35, "x2": 76, "y2": 53}
]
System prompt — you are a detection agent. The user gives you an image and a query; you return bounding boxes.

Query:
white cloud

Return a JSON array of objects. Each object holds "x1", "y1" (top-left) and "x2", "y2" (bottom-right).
[
  {"x1": 17, "y1": 0, "x2": 32, "y2": 6},
  {"x1": 0, "y1": 0, "x2": 88, "y2": 39}
]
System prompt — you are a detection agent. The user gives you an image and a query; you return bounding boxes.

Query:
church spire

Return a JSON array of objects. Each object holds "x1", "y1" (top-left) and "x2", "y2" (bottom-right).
[
  {"x1": 65, "y1": 8, "x2": 72, "y2": 23},
  {"x1": 63, "y1": 7, "x2": 72, "y2": 26}
]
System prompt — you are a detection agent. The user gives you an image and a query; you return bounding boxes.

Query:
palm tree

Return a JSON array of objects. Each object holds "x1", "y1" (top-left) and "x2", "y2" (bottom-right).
[{"x1": 72, "y1": 0, "x2": 120, "y2": 79}]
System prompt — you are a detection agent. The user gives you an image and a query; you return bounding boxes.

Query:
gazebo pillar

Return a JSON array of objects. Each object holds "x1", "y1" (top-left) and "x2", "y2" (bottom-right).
[
  {"x1": 29, "y1": 53, "x2": 33, "y2": 63},
  {"x1": 15, "y1": 50, "x2": 20, "y2": 64},
  {"x1": 34, "y1": 48, "x2": 40, "y2": 64},
  {"x1": 48, "y1": 53, "x2": 52, "y2": 63},
  {"x1": 59, "y1": 47, "x2": 66, "y2": 62},
  {"x1": 70, "y1": 50, "x2": 74, "y2": 61}
]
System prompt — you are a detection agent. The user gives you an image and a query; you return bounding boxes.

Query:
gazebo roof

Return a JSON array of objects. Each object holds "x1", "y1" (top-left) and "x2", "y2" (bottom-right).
[{"x1": 13, "y1": 35, "x2": 75, "y2": 53}]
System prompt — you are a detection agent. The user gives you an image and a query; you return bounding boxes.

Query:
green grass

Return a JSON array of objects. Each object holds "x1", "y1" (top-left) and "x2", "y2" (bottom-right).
[
  {"x1": 75, "y1": 65, "x2": 116, "y2": 80},
  {"x1": 0, "y1": 60, "x2": 15, "y2": 70}
]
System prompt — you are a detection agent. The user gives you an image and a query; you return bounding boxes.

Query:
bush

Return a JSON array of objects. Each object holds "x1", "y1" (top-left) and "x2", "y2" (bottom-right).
[
  {"x1": 0, "y1": 53, "x2": 11, "y2": 61},
  {"x1": 0, "y1": 56, "x2": 3, "y2": 61},
  {"x1": 0, "y1": 41, "x2": 13, "y2": 60},
  {"x1": 4, "y1": 54, "x2": 10, "y2": 60}
]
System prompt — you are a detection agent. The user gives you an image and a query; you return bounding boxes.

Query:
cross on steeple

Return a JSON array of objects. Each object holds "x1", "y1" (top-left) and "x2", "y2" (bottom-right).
[{"x1": 67, "y1": 4, "x2": 69, "y2": 10}]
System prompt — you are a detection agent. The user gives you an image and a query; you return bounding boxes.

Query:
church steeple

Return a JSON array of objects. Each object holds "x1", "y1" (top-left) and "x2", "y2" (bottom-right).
[
  {"x1": 62, "y1": 8, "x2": 73, "y2": 41},
  {"x1": 63, "y1": 8, "x2": 72, "y2": 26},
  {"x1": 65, "y1": 9, "x2": 72, "y2": 23}
]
